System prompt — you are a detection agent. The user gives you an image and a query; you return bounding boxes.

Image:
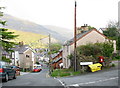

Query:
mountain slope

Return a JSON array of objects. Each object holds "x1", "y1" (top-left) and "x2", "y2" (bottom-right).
[
  {"x1": 44, "y1": 25, "x2": 73, "y2": 40},
  {"x1": 8, "y1": 29, "x2": 57, "y2": 49},
  {"x1": 2, "y1": 14, "x2": 73, "y2": 43}
]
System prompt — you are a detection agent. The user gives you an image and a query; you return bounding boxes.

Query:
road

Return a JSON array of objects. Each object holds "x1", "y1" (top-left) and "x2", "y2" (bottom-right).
[
  {"x1": 1, "y1": 61, "x2": 119, "y2": 88},
  {"x1": 56, "y1": 62, "x2": 119, "y2": 88},
  {"x1": 2, "y1": 64, "x2": 63, "y2": 87}
]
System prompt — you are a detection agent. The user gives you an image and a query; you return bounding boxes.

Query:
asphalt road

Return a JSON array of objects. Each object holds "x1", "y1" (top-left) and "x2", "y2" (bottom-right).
[
  {"x1": 2, "y1": 64, "x2": 63, "y2": 87},
  {"x1": 1, "y1": 61, "x2": 119, "y2": 88},
  {"x1": 56, "y1": 64, "x2": 119, "y2": 87}
]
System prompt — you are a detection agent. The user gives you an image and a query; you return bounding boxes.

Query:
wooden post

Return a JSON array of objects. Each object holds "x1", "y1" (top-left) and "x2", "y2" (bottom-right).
[{"x1": 74, "y1": 1, "x2": 77, "y2": 72}]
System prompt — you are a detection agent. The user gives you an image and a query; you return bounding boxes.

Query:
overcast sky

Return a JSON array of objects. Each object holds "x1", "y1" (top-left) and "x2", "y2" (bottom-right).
[{"x1": 0, "y1": 0, "x2": 119, "y2": 29}]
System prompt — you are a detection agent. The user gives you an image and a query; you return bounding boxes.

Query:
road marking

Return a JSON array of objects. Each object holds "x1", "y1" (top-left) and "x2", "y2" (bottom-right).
[
  {"x1": 54, "y1": 77, "x2": 65, "y2": 86},
  {"x1": 68, "y1": 77, "x2": 119, "y2": 86},
  {"x1": 46, "y1": 72, "x2": 50, "y2": 78}
]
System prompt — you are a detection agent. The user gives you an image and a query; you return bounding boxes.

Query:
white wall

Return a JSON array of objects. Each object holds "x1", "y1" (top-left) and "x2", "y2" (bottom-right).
[{"x1": 63, "y1": 30, "x2": 108, "y2": 68}]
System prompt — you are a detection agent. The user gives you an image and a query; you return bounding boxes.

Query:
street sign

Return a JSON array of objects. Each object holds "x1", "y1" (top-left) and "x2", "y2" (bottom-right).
[{"x1": 80, "y1": 62, "x2": 93, "y2": 65}]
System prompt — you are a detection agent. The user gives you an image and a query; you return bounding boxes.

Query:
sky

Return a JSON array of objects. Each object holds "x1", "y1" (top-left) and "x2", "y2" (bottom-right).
[{"x1": 0, "y1": 0, "x2": 119, "y2": 29}]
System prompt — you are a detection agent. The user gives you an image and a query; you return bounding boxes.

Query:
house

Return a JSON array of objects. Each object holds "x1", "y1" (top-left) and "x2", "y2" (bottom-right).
[
  {"x1": 1, "y1": 46, "x2": 13, "y2": 65},
  {"x1": 12, "y1": 44, "x2": 36, "y2": 71},
  {"x1": 51, "y1": 49, "x2": 63, "y2": 69},
  {"x1": 98, "y1": 28, "x2": 108, "y2": 33},
  {"x1": 63, "y1": 28, "x2": 110, "y2": 68}
]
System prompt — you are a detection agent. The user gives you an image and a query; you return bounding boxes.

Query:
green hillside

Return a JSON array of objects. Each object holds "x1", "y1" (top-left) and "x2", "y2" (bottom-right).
[{"x1": 8, "y1": 29, "x2": 49, "y2": 49}]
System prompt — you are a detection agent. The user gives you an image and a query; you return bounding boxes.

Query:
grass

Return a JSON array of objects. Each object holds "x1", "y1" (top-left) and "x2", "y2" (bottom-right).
[
  {"x1": 7, "y1": 29, "x2": 48, "y2": 48},
  {"x1": 51, "y1": 68, "x2": 81, "y2": 77}
]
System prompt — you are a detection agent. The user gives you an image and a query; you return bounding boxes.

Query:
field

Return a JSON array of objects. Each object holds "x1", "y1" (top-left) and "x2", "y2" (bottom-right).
[{"x1": 8, "y1": 29, "x2": 49, "y2": 48}]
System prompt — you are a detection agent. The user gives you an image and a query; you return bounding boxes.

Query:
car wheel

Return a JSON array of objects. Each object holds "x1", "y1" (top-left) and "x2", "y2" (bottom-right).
[
  {"x1": 13, "y1": 73, "x2": 16, "y2": 79},
  {"x1": 4, "y1": 74, "x2": 9, "y2": 82}
]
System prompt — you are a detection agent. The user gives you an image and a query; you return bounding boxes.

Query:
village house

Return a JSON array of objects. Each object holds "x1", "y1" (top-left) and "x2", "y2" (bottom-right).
[
  {"x1": 62, "y1": 25, "x2": 114, "y2": 68},
  {"x1": 12, "y1": 42, "x2": 36, "y2": 71},
  {"x1": 51, "y1": 49, "x2": 63, "y2": 69}
]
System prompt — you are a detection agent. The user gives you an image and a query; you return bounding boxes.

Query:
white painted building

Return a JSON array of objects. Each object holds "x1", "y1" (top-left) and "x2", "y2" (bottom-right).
[{"x1": 63, "y1": 29, "x2": 112, "y2": 68}]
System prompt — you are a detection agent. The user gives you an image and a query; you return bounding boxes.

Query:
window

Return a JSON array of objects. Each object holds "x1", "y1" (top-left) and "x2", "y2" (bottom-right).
[{"x1": 26, "y1": 54, "x2": 30, "y2": 58}]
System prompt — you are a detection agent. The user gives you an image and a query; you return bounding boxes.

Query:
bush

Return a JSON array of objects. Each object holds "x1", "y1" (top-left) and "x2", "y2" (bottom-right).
[
  {"x1": 77, "y1": 42, "x2": 113, "y2": 58},
  {"x1": 111, "y1": 64, "x2": 115, "y2": 67},
  {"x1": 112, "y1": 55, "x2": 120, "y2": 60},
  {"x1": 2, "y1": 56, "x2": 11, "y2": 63}
]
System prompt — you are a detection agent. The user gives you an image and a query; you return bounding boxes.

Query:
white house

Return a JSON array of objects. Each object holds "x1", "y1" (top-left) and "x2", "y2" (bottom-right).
[
  {"x1": 62, "y1": 29, "x2": 110, "y2": 68},
  {"x1": 12, "y1": 44, "x2": 36, "y2": 70}
]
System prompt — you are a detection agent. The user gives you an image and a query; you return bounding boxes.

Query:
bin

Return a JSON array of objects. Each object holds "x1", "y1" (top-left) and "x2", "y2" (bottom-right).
[{"x1": 88, "y1": 63, "x2": 102, "y2": 72}]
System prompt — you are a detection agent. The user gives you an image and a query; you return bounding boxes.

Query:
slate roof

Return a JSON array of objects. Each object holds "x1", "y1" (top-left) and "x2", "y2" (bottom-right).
[
  {"x1": 51, "y1": 49, "x2": 63, "y2": 59},
  {"x1": 12, "y1": 45, "x2": 30, "y2": 54},
  {"x1": 63, "y1": 29, "x2": 108, "y2": 46},
  {"x1": 63, "y1": 30, "x2": 92, "y2": 46},
  {"x1": 52, "y1": 57, "x2": 62, "y2": 64}
]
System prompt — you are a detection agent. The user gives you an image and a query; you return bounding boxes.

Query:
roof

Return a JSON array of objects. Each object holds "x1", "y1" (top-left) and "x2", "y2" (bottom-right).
[
  {"x1": 63, "y1": 29, "x2": 108, "y2": 46},
  {"x1": 12, "y1": 45, "x2": 32, "y2": 54},
  {"x1": 51, "y1": 49, "x2": 63, "y2": 59},
  {"x1": 2, "y1": 51, "x2": 11, "y2": 55},
  {"x1": 52, "y1": 57, "x2": 62, "y2": 64}
]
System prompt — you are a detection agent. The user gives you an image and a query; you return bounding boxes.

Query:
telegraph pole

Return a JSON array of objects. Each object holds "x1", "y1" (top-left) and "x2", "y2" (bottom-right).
[
  {"x1": 48, "y1": 34, "x2": 51, "y2": 74},
  {"x1": 74, "y1": 1, "x2": 77, "y2": 72}
]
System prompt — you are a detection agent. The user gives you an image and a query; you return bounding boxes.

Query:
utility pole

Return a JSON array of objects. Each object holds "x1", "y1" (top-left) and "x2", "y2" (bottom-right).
[
  {"x1": 74, "y1": 1, "x2": 77, "y2": 72},
  {"x1": 48, "y1": 34, "x2": 51, "y2": 74}
]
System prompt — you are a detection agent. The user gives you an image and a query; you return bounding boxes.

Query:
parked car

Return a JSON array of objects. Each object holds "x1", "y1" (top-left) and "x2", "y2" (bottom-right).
[
  {"x1": 32, "y1": 67, "x2": 42, "y2": 72},
  {"x1": 0, "y1": 61, "x2": 16, "y2": 82},
  {"x1": 11, "y1": 66, "x2": 20, "y2": 76}
]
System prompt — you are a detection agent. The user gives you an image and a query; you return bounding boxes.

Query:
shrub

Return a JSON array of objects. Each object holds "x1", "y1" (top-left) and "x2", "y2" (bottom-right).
[
  {"x1": 112, "y1": 54, "x2": 120, "y2": 60},
  {"x1": 111, "y1": 64, "x2": 115, "y2": 67},
  {"x1": 2, "y1": 56, "x2": 11, "y2": 63},
  {"x1": 76, "y1": 42, "x2": 113, "y2": 59}
]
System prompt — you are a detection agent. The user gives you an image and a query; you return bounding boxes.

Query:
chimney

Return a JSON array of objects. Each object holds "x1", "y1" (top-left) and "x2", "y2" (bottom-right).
[
  {"x1": 84, "y1": 24, "x2": 86, "y2": 26},
  {"x1": 19, "y1": 41, "x2": 24, "y2": 46}
]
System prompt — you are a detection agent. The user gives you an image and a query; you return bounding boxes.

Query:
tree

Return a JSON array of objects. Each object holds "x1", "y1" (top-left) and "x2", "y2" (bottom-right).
[
  {"x1": 49, "y1": 43, "x2": 62, "y2": 54},
  {"x1": 117, "y1": 36, "x2": 120, "y2": 50},
  {"x1": 0, "y1": 28, "x2": 19, "y2": 52},
  {"x1": 0, "y1": 7, "x2": 18, "y2": 63},
  {"x1": 0, "y1": 7, "x2": 18, "y2": 53},
  {"x1": 103, "y1": 21, "x2": 120, "y2": 50},
  {"x1": 88, "y1": 26, "x2": 96, "y2": 30}
]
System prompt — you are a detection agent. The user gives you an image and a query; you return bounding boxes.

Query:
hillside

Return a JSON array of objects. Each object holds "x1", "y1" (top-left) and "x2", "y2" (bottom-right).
[
  {"x1": 8, "y1": 29, "x2": 58, "y2": 49},
  {"x1": 44, "y1": 25, "x2": 73, "y2": 40},
  {"x1": 3, "y1": 14, "x2": 73, "y2": 43}
]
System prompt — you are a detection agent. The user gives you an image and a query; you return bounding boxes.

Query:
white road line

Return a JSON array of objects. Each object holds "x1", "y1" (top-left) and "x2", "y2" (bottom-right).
[
  {"x1": 54, "y1": 77, "x2": 65, "y2": 86},
  {"x1": 68, "y1": 77, "x2": 119, "y2": 86},
  {"x1": 46, "y1": 72, "x2": 50, "y2": 78}
]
